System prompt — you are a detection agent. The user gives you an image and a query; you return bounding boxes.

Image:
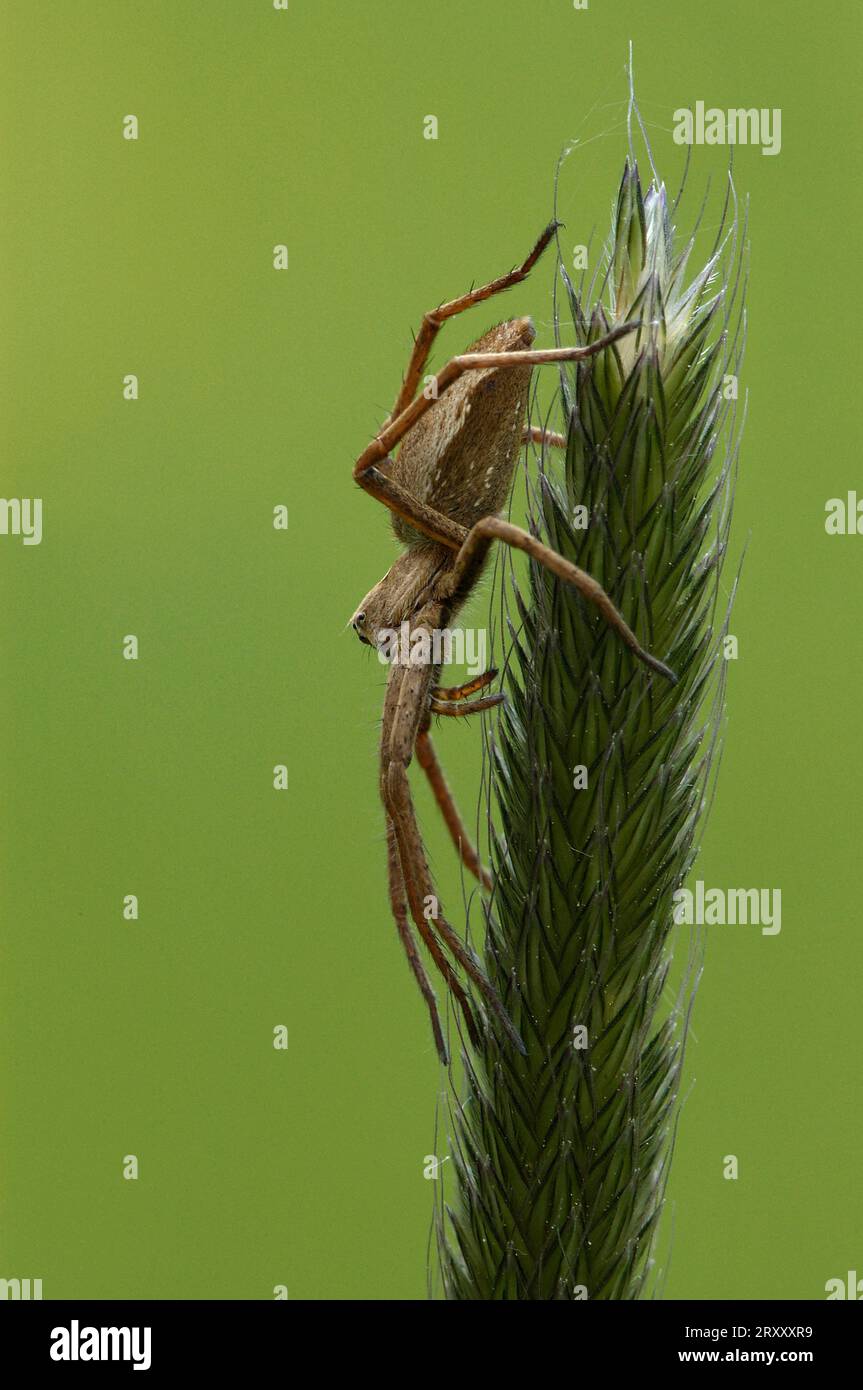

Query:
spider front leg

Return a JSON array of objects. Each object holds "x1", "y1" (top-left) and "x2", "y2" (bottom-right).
[
  {"x1": 386, "y1": 220, "x2": 561, "y2": 426},
  {"x1": 381, "y1": 634, "x2": 525, "y2": 1056}
]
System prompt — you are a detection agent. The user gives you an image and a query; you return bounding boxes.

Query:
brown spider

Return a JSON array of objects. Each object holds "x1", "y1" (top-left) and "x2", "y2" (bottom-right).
[{"x1": 350, "y1": 223, "x2": 675, "y2": 1064}]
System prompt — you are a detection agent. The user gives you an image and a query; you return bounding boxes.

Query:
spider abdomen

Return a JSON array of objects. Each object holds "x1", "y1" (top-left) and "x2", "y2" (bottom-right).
[{"x1": 390, "y1": 317, "x2": 535, "y2": 545}]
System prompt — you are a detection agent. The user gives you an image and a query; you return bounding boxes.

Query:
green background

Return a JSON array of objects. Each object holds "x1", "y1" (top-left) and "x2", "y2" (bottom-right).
[{"x1": 0, "y1": 0, "x2": 859, "y2": 1301}]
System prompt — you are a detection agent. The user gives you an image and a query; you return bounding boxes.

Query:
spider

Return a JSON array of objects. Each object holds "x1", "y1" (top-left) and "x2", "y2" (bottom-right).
[{"x1": 350, "y1": 222, "x2": 675, "y2": 1064}]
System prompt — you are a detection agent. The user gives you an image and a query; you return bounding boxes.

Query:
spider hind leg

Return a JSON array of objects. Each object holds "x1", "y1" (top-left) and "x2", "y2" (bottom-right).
[
  {"x1": 386, "y1": 820, "x2": 448, "y2": 1063},
  {"x1": 415, "y1": 724, "x2": 493, "y2": 891},
  {"x1": 382, "y1": 651, "x2": 524, "y2": 1056}
]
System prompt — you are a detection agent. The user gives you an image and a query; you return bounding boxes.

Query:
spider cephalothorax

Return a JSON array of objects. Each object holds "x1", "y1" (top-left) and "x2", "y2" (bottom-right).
[{"x1": 350, "y1": 224, "x2": 675, "y2": 1064}]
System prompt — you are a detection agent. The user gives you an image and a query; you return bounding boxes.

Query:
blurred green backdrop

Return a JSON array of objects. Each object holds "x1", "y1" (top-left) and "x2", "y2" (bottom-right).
[{"x1": 0, "y1": 0, "x2": 860, "y2": 1300}]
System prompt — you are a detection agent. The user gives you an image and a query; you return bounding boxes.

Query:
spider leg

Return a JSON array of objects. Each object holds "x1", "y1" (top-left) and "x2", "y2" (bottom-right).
[
  {"x1": 433, "y1": 668, "x2": 498, "y2": 701},
  {"x1": 442, "y1": 516, "x2": 677, "y2": 683},
  {"x1": 389, "y1": 764, "x2": 524, "y2": 1053},
  {"x1": 388, "y1": 818, "x2": 481, "y2": 1060},
  {"x1": 381, "y1": 640, "x2": 524, "y2": 1053},
  {"x1": 353, "y1": 320, "x2": 640, "y2": 551},
  {"x1": 415, "y1": 724, "x2": 493, "y2": 892},
  {"x1": 389, "y1": 811, "x2": 480, "y2": 1050},
  {"x1": 429, "y1": 693, "x2": 505, "y2": 718},
  {"x1": 385, "y1": 818, "x2": 448, "y2": 1063},
  {"x1": 523, "y1": 424, "x2": 567, "y2": 448},
  {"x1": 387, "y1": 221, "x2": 560, "y2": 425},
  {"x1": 383, "y1": 660, "x2": 484, "y2": 1052},
  {"x1": 422, "y1": 676, "x2": 502, "y2": 882},
  {"x1": 355, "y1": 463, "x2": 467, "y2": 549}
]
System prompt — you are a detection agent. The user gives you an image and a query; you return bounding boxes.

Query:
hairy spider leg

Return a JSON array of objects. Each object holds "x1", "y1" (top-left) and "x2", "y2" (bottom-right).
[
  {"x1": 523, "y1": 424, "x2": 567, "y2": 448},
  {"x1": 441, "y1": 516, "x2": 677, "y2": 683},
  {"x1": 429, "y1": 693, "x2": 506, "y2": 718},
  {"x1": 385, "y1": 220, "x2": 561, "y2": 427},
  {"x1": 382, "y1": 636, "x2": 525, "y2": 1054},
  {"x1": 415, "y1": 719, "x2": 493, "y2": 892},
  {"x1": 432, "y1": 668, "x2": 499, "y2": 701},
  {"x1": 385, "y1": 819, "x2": 448, "y2": 1062}
]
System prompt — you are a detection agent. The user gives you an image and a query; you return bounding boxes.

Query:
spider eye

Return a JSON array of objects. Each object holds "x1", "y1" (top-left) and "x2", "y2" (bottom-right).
[{"x1": 352, "y1": 611, "x2": 372, "y2": 645}]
